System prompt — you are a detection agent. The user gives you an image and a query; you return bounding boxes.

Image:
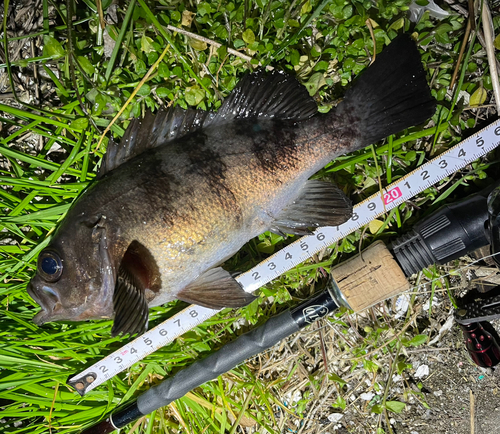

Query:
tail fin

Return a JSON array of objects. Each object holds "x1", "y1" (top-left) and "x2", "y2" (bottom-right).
[{"x1": 335, "y1": 34, "x2": 436, "y2": 149}]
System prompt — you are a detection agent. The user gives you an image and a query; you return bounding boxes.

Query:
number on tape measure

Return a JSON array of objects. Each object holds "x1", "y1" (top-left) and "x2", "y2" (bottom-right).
[
  {"x1": 383, "y1": 187, "x2": 402, "y2": 205},
  {"x1": 68, "y1": 119, "x2": 500, "y2": 395}
]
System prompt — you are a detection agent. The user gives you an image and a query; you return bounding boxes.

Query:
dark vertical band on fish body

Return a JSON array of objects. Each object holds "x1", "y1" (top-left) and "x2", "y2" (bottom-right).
[
  {"x1": 183, "y1": 131, "x2": 244, "y2": 222},
  {"x1": 242, "y1": 120, "x2": 300, "y2": 175}
]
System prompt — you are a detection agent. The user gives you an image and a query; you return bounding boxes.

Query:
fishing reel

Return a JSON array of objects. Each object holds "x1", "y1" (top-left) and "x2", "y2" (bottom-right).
[
  {"x1": 453, "y1": 186, "x2": 500, "y2": 368},
  {"x1": 390, "y1": 183, "x2": 500, "y2": 368}
]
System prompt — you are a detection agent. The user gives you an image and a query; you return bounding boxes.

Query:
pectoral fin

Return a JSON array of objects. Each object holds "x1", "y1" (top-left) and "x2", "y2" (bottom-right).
[
  {"x1": 178, "y1": 267, "x2": 256, "y2": 309},
  {"x1": 111, "y1": 241, "x2": 160, "y2": 337},
  {"x1": 270, "y1": 180, "x2": 352, "y2": 236},
  {"x1": 111, "y1": 266, "x2": 149, "y2": 337}
]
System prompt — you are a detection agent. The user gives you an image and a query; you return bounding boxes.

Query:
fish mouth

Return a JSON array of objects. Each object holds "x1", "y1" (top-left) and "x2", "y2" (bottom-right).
[
  {"x1": 32, "y1": 309, "x2": 51, "y2": 325},
  {"x1": 27, "y1": 280, "x2": 61, "y2": 325}
]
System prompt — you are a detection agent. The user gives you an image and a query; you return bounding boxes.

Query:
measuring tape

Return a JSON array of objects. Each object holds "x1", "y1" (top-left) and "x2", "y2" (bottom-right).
[{"x1": 68, "y1": 119, "x2": 500, "y2": 395}]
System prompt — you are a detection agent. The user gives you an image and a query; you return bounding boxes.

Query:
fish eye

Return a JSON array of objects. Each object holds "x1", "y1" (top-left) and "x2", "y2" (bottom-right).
[{"x1": 38, "y1": 251, "x2": 63, "y2": 282}]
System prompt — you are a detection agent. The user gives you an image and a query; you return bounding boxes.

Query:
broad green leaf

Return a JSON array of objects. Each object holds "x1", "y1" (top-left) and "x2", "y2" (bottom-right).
[
  {"x1": 470, "y1": 88, "x2": 487, "y2": 106},
  {"x1": 290, "y1": 49, "x2": 300, "y2": 66},
  {"x1": 156, "y1": 87, "x2": 169, "y2": 98},
  {"x1": 495, "y1": 34, "x2": 500, "y2": 50},
  {"x1": 137, "y1": 83, "x2": 151, "y2": 96},
  {"x1": 363, "y1": 359, "x2": 379, "y2": 373},
  {"x1": 389, "y1": 17, "x2": 405, "y2": 31},
  {"x1": 301, "y1": 0, "x2": 312, "y2": 14},
  {"x1": 409, "y1": 334, "x2": 428, "y2": 347},
  {"x1": 242, "y1": 29, "x2": 255, "y2": 44},
  {"x1": 436, "y1": 23, "x2": 453, "y2": 35},
  {"x1": 332, "y1": 395, "x2": 346, "y2": 410},
  {"x1": 369, "y1": 219, "x2": 384, "y2": 234},
  {"x1": 135, "y1": 59, "x2": 147, "y2": 75},
  {"x1": 42, "y1": 35, "x2": 65, "y2": 59},
  {"x1": 386, "y1": 400, "x2": 406, "y2": 413},
  {"x1": 158, "y1": 62, "x2": 169, "y2": 78},
  {"x1": 185, "y1": 86, "x2": 205, "y2": 106},
  {"x1": 192, "y1": 341, "x2": 211, "y2": 352},
  {"x1": 189, "y1": 38, "x2": 208, "y2": 51},
  {"x1": 198, "y1": 2, "x2": 212, "y2": 16},
  {"x1": 93, "y1": 93, "x2": 109, "y2": 116},
  {"x1": 342, "y1": 4, "x2": 353, "y2": 19},
  {"x1": 257, "y1": 239, "x2": 274, "y2": 254},
  {"x1": 141, "y1": 35, "x2": 155, "y2": 54},
  {"x1": 328, "y1": 373, "x2": 346, "y2": 387},
  {"x1": 397, "y1": 361, "x2": 412, "y2": 374},
  {"x1": 69, "y1": 118, "x2": 89, "y2": 130},
  {"x1": 405, "y1": 150, "x2": 417, "y2": 162},
  {"x1": 77, "y1": 56, "x2": 96, "y2": 75},
  {"x1": 182, "y1": 10, "x2": 195, "y2": 26},
  {"x1": 305, "y1": 72, "x2": 326, "y2": 96}
]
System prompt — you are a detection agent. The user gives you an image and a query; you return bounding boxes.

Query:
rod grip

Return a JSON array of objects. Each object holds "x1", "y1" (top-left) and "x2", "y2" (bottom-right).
[
  {"x1": 331, "y1": 241, "x2": 409, "y2": 312},
  {"x1": 137, "y1": 309, "x2": 300, "y2": 415}
]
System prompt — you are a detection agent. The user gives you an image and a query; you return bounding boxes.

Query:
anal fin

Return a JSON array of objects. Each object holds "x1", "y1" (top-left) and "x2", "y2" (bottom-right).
[
  {"x1": 270, "y1": 180, "x2": 352, "y2": 236},
  {"x1": 177, "y1": 267, "x2": 256, "y2": 309}
]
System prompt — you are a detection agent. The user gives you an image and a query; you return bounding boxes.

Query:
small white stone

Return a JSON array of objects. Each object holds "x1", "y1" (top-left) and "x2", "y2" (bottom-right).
[
  {"x1": 360, "y1": 392, "x2": 375, "y2": 401},
  {"x1": 422, "y1": 299, "x2": 434, "y2": 310},
  {"x1": 415, "y1": 364, "x2": 429, "y2": 378},
  {"x1": 433, "y1": 390, "x2": 443, "y2": 397},
  {"x1": 327, "y1": 413, "x2": 343, "y2": 423},
  {"x1": 284, "y1": 390, "x2": 302, "y2": 405}
]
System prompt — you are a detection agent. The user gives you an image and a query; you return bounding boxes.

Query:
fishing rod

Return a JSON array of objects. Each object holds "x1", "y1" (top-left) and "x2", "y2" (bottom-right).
[{"x1": 80, "y1": 241, "x2": 408, "y2": 433}]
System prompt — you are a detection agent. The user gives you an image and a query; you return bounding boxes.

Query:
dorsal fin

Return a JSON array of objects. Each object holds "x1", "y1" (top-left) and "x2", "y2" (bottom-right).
[
  {"x1": 98, "y1": 106, "x2": 212, "y2": 178},
  {"x1": 98, "y1": 70, "x2": 318, "y2": 178},
  {"x1": 204, "y1": 69, "x2": 318, "y2": 126}
]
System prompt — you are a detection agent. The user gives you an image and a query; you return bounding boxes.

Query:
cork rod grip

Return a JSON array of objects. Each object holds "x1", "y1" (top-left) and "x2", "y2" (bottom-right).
[{"x1": 331, "y1": 241, "x2": 409, "y2": 312}]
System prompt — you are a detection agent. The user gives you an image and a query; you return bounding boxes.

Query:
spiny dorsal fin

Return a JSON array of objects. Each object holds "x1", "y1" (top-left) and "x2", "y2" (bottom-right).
[
  {"x1": 98, "y1": 106, "x2": 212, "y2": 178},
  {"x1": 204, "y1": 70, "x2": 318, "y2": 126},
  {"x1": 98, "y1": 70, "x2": 318, "y2": 178}
]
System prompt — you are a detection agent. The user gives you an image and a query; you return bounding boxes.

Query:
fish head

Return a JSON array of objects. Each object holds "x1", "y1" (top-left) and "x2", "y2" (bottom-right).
[{"x1": 27, "y1": 213, "x2": 117, "y2": 326}]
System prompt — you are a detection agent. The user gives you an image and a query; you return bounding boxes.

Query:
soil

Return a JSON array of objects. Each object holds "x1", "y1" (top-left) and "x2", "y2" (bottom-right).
[{"x1": 393, "y1": 325, "x2": 500, "y2": 434}]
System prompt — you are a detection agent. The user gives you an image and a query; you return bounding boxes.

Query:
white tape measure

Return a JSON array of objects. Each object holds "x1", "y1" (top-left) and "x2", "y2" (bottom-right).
[{"x1": 68, "y1": 119, "x2": 500, "y2": 395}]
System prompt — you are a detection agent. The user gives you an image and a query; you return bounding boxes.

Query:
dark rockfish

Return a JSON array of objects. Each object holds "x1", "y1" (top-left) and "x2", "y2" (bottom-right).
[{"x1": 27, "y1": 35, "x2": 435, "y2": 336}]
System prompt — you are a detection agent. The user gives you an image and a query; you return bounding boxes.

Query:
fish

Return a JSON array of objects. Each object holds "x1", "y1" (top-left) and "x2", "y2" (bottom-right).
[{"x1": 27, "y1": 34, "x2": 436, "y2": 336}]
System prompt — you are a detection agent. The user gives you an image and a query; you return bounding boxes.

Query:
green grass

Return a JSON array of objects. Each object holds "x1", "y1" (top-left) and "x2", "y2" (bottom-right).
[{"x1": 1, "y1": 0, "x2": 499, "y2": 433}]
